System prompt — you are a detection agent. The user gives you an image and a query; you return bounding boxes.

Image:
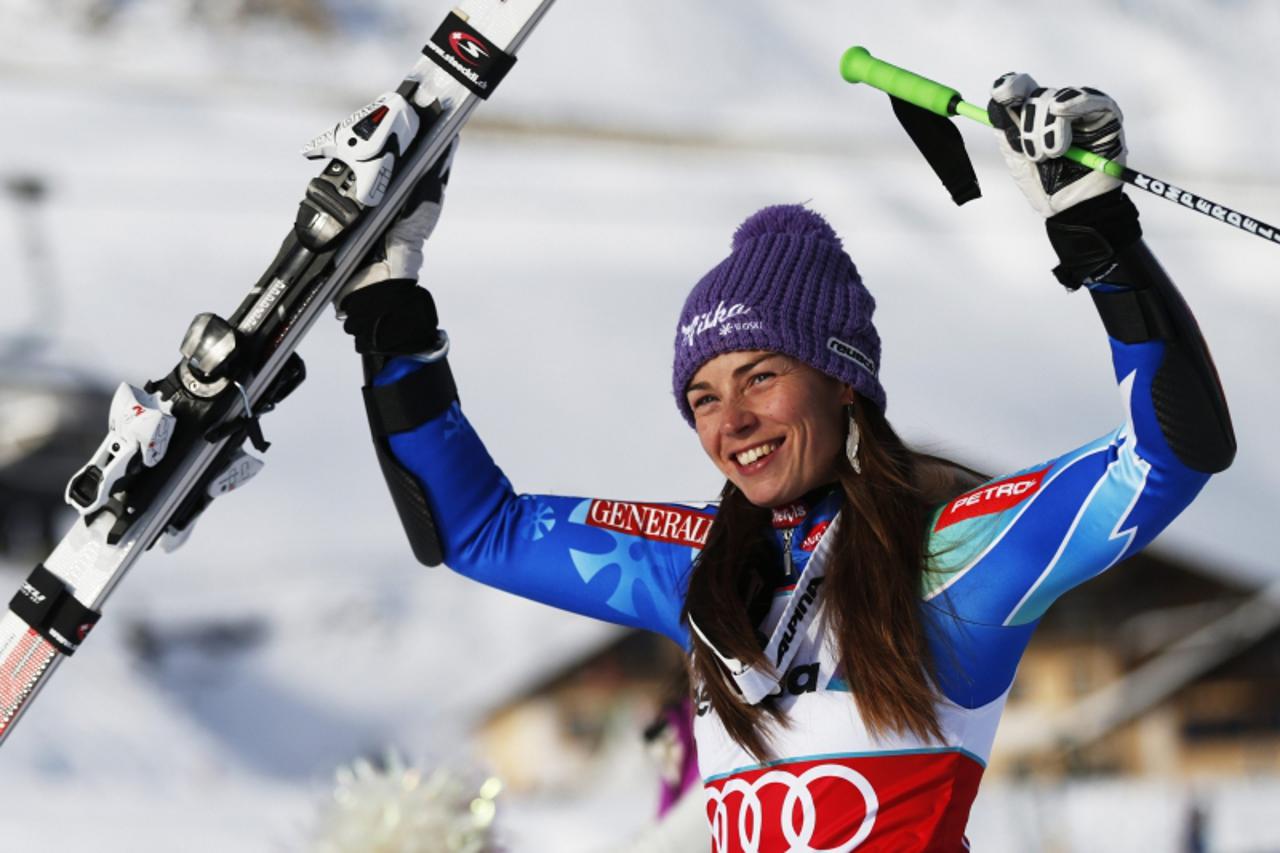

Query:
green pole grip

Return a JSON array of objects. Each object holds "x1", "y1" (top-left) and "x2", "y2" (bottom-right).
[
  {"x1": 842, "y1": 46, "x2": 1128, "y2": 179},
  {"x1": 839, "y1": 46, "x2": 961, "y2": 117},
  {"x1": 841, "y1": 46, "x2": 1275, "y2": 245}
]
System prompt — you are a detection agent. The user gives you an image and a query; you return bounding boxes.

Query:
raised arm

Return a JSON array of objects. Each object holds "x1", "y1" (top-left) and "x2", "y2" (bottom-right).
[
  {"x1": 368, "y1": 356, "x2": 701, "y2": 646},
  {"x1": 921, "y1": 77, "x2": 1235, "y2": 708},
  {"x1": 337, "y1": 144, "x2": 697, "y2": 647}
]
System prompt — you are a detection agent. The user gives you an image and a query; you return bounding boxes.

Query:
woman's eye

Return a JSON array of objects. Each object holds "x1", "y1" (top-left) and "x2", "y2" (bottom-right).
[
  {"x1": 748, "y1": 371, "x2": 775, "y2": 386},
  {"x1": 690, "y1": 393, "x2": 716, "y2": 409}
]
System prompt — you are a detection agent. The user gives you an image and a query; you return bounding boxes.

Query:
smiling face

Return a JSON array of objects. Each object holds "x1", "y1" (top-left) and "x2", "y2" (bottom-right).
[{"x1": 685, "y1": 350, "x2": 853, "y2": 508}]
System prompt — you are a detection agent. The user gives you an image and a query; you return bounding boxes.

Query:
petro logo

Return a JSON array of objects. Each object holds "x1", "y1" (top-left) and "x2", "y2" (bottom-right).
[
  {"x1": 706, "y1": 762, "x2": 878, "y2": 853},
  {"x1": 449, "y1": 31, "x2": 490, "y2": 65},
  {"x1": 934, "y1": 466, "x2": 1050, "y2": 531}
]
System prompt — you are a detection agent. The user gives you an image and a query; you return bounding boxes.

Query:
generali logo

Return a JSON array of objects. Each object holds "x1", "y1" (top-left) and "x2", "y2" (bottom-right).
[
  {"x1": 934, "y1": 467, "x2": 1050, "y2": 531},
  {"x1": 586, "y1": 500, "x2": 713, "y2": 548},
  {"x1": 449, "y1": 31, "x2": 489, "y2": 65}
]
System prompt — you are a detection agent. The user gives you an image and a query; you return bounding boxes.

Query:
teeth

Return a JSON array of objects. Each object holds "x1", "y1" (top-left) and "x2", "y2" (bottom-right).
[{"x1": 736, "y1": 442, "x2": 778, "y2": 466}]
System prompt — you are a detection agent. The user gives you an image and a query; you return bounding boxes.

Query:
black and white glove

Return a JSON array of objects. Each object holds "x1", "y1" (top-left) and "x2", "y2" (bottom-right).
[
  {"x1": 988, "y1": 74, "x2": 1126, "y2": 217},
  {"x1": 337, "y1": 139, "x2": 456, "y2": 356}
]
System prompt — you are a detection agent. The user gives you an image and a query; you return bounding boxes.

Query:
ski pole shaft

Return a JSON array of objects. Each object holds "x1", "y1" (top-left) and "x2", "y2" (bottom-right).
[{"x1": 840, "y1": 46, "x2": 1280, "y2": 248}]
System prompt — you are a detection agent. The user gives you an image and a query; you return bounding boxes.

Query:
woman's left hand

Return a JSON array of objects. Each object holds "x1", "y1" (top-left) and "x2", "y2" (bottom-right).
[{"x1": 988, "y1": 74, "x2": 1126, "y2": 217}]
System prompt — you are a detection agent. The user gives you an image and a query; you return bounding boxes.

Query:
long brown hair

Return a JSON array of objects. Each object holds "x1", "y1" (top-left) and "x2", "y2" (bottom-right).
[{"x1": 683, "y1": 399, "x2": 975, "y2": 761}]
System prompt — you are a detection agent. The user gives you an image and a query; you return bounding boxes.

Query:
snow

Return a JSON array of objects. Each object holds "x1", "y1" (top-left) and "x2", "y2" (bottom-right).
[{"x1": 0, "y1": 0, "x2": 1277, "y2": 849}]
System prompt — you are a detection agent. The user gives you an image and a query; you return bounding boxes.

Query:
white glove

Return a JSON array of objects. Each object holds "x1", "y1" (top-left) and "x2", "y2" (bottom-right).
[
  {"x1": 989, "y1": 73, "x2": 1126, "y2": 217},
  {"x1": 336, "y1": 138, "x2": 456, "y2": 313}
]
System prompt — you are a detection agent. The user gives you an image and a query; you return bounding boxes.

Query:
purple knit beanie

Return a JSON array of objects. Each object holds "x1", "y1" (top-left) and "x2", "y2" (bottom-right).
[{"x1": 672, "y1": 204, "x2": 884, "y2": 426}]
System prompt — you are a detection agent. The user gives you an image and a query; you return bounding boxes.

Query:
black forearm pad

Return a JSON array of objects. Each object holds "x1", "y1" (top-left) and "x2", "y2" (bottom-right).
[
  {"x1": 362, "y1": 355, "x2": 459, "y2": 438},
  {"x1": 1088, "y1": 241, "x2": 1236, "y2": 474},
  {"x1": 368, "y1": 436, "x2": 444, "y2": 566},
  {"x1": 360, "y1": 354, "x2": 462, "y2": 567}
]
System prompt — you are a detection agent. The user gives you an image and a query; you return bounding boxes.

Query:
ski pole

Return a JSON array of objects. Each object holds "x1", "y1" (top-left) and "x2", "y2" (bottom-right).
[{"x1": 840, "y1": 45, "x2": 1280, "y2": 248}]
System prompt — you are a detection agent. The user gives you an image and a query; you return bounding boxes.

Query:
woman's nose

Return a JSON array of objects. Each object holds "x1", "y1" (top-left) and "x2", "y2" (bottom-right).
[{"x1": 720, "y1": 397, "x2": 757, "y2": 435}]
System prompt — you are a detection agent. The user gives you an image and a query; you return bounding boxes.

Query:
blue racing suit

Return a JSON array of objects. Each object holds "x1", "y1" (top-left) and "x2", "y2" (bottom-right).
[{"x1": 357, "y1": 226, "x2": 1233, "y2": 852}]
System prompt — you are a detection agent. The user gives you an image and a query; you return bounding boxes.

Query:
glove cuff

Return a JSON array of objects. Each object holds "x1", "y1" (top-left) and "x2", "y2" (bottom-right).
[
  {"x1": 1045, "y1": 190, "x2": 1142, "y2": 289},
  {"x1": 340, "y1": 279, "x2": 443, "y2": 357}
]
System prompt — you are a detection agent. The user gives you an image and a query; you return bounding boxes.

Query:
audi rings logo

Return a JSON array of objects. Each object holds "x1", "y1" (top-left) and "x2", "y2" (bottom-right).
[{"x1": 706, "y1": 763, "x2": 878, "y2": 852}]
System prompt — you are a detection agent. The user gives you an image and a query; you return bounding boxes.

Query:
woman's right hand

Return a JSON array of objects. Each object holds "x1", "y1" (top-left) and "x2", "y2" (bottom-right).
[
  {"x1": 335, "y1": 138, "x2": 457, "y2": 356},
  {"x1": 339, "y1": 279, "x2": 443, "y2": 356}
]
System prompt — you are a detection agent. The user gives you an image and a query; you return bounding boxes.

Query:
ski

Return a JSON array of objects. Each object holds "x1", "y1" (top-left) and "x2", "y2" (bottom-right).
[{"x1": 0, "y1": 0, "x2": 556, "y2": 746}]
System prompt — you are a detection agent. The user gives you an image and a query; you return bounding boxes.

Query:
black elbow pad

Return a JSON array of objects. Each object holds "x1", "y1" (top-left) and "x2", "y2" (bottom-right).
[
  {"x1": 1047, "y1": 194, "x2": 1236, "y2": 474},
  {"x1": 361, "y1": 354, "x2": 460, "y2": 567}
]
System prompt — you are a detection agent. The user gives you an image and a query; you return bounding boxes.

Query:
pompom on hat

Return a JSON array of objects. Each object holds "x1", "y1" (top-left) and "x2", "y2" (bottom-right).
[{"x1": 672, "y1": 204, "x2": 884, "y2": 426}]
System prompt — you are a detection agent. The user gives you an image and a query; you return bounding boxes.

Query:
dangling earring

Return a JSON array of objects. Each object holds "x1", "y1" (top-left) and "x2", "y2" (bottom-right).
[{"x1": 845, "y1": 406, "x2": 862, "y2": 474}]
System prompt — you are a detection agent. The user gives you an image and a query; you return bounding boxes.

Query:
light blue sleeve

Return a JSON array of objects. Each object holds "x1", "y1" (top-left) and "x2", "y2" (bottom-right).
[{"x1": 920, "y1": 331, "x2": 1212, "y2": 707}]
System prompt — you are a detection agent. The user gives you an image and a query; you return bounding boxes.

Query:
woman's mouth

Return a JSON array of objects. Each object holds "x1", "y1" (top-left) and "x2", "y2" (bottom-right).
[{"x1": 732, "y1": 439, "x2": 782, "y2": 471}]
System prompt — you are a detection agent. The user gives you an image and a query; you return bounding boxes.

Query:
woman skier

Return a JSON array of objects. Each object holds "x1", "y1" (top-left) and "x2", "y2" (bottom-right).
[{"x1": 337, "y1": 74, "x2": 1235, "y2": 851}]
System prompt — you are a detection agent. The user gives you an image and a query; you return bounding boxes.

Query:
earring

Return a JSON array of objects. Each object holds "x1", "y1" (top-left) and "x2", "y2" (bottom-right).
[{"x1": 845, "y1": 407, "x2": 862, "y2": 474}]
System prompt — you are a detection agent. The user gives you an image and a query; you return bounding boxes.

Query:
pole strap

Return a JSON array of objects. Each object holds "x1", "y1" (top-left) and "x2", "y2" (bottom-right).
[{"x1": 889, "y1": 95, "x2": 982, "y2": 206}]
